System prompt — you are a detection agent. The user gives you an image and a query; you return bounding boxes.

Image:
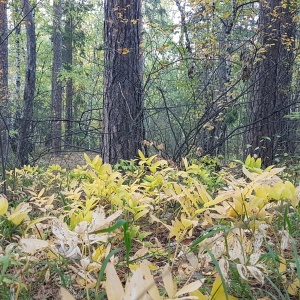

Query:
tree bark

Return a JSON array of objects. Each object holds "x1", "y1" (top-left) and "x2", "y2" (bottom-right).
[
  {"x1": 0, "y1": 0, "x2": 8, "y2": 111},
  {"x1": 102, "y1": 0, "x2": 144, "y2": 164},
  {"x1": 64, "y1": 0, "x2": 73, "y2": 148},
  {"x1": 246, "y1": 0, "x2": 296, "y2": 166},
  {"x1": 51, "y1": 0, "x2": 63, "y2": 153},
  {"x1": 17, "y1": 0, "x2": 36, "y2": 166},
  {"x1": 0, "y1": 0, "x2": 8, "y2": 193}
]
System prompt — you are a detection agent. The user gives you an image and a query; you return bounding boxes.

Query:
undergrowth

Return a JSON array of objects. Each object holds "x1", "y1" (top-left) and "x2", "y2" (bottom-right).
[{"x1": 0, "y1": 152, "x2": 299, "y2": 299}]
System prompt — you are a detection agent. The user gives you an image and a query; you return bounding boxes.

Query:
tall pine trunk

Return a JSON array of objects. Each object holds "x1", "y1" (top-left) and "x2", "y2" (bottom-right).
[
  {"x1": 64, "y1": 0, "x2": 73, "y2": 148},
  {"x1": 0, "y1": 0, "x2": 8, "y2": 110},
  {"x1": 102, "y1": 0, "x2": 144, "y2": 164},
  {"x1": 0, "y1": 0, "x2": 8, "y2": 193},
  {"x1": 246, "y1": 0, "x2": 296, "y2": 166},
  {"x1": 51, "y1": 0, "x2": 63, "y2": 153},
  {"x1": 17, "y1": 0, "x2": 36, "y2": 166}
]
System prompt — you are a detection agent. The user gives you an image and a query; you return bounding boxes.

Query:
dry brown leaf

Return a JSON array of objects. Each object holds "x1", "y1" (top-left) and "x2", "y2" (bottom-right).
[
  {"x1": 60, "y1": 287, "x2": 76, "y2": 300},
  {"x1": 19, "y1": 238, "x2": 49, "y2": 255},
  {"x1": 175, "y1": 280, "x2": 203, "y2": 297},
  {"x1": 140, "y1": 262, "x2": 162, "y2": 300},
  {"x1": 106, "y1": 262, "x2": 125, "y2": 300},
  {"x1": 236, "y1": 264, "x2": 248, "y2": 281},
  {"x1": 186, "y1": 252, "x2": 198, "y2": 269},
  {"x1": 247, "y1": 266, "x2": 264, "y2": 285},
  {"x1": 124, "y1": 267, "x2": 148, "y2": 300},
  {"x1": 218, "y1": 258, "x2": 229, "y2": 282},
  {"x1": 162, "y1": 264, "x2": 175, "y2": 298}
]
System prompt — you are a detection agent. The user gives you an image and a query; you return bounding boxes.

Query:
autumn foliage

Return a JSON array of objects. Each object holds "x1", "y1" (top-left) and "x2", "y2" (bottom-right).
[{"x1": 0, "y1": 153, "x2": 299, "y2": 299}]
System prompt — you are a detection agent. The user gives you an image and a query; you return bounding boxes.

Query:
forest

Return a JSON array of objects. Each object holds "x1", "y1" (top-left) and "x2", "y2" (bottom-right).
[{"x1": 0, "y1": 0, "x2": 300, "y2": 299}]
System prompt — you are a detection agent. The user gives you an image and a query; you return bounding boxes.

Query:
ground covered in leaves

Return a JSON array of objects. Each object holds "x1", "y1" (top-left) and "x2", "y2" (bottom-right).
[{"x1": 0, "y1": 152, "x2": 300, "y2": 300}]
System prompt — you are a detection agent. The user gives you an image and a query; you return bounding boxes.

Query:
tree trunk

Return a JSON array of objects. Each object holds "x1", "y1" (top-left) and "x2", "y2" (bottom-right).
[
  {"x1": 51, "y1": 0, "x2": 63, "y2": 153},
  {"x1": 0, "y1": 0, "x2": 8, "y2": 193},
  {"x1": 102, "y1": 0, "x2": 144, "y2": 164},
  {"x1": 0, "y1": 0, "x2": 8, "y2": 111},
  {"x1": 64, "y1": 0, "x2": 73, "y2": 148},
  {"x1": 246, "y1": 0, "x2": 296, "y2": 166},
  {"x1": 17, "y1": 0, "x2": 36, "y2": 166}
]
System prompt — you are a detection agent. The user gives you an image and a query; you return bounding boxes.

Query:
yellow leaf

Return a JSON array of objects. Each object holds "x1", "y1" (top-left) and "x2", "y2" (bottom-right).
[
  {"x1": 204, "y1": 190, "x2": 236, "y2": 209},
  {"x1": 279, "y1": 256, "x2": 286, "y2": 273},
  {"x1": 92, "y1": 245, "x2": 106, "y2": 262},
  {"x1": 181, "y1": 218, "x2": 193, "y2": 228},
  {"x1": 134, "y1": 209, "x2": 149, "y2": 221},
  {"x1": 129, "y1": 264, "x2": 140, "y2": 271},
  {"x1": 0, "y1": 195, "x2": 8, "y2": 215},
  {"x1": 138, "y1": 149, "x2": 146, "y2": 161},
  {"x1": 118, "y1": 48, "x2": 130, "y2": 54},
  {"x1": 84, "y1": 152, "x2": 92, "y2": 164},
  {"x1": 7, "y1": 203, "x2": 31, "y2": 225},
  {"x1": 282, "y1": 181, "x2": 296, "y2": 200},
  {"x1": 196, "y1": 184, "x2": 213, "y2": 203},
  {"x1": 233, "y1": 195, "x2": 244, "y2": 215},
  {"x1": 210, "y1": 276, "x2": 238, "y2": 300},
  {"x1": 287, "y1": 278, "x2": 300, "y2": 296}
]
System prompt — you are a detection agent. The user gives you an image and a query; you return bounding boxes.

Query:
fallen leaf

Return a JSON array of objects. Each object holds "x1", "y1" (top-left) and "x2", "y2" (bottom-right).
[
  {"x1": 60, "y1": 287, "x2": 76, "y2": 300},
  {"x1": 287, "y1": 278, "x2": 300, "y2": 296},
  {"x1": 106, "y1": 262, "x2": 125, "y2": 300},
  {"x1": 162, "y1": 264, "x2": 175, "y2": 298},
  {"x1": 175, "y1": 280, "x2": 203, "y2": 297},
  {"x1": 19, "y1": 238, "x2": 49, "y2": 255}
]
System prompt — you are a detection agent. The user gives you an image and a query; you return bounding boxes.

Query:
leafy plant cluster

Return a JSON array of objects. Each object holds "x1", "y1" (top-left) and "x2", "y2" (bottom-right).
[{"x1": 0, "y1": 153, "x2": 299, "y2": 299}]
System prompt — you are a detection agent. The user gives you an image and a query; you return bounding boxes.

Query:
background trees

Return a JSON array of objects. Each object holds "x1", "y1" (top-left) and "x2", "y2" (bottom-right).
[
  {"x1": 0, "y1": 0, "x2": 298, "y2": 170},
  {"x1": 246, "y1": 0, "x2": 297, "y2": 166}
]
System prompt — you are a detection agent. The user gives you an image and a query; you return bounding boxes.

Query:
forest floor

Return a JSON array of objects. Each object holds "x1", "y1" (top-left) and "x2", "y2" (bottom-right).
[{"x1": 0, "y1": 153, "x2": 300, "y2": 299}]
